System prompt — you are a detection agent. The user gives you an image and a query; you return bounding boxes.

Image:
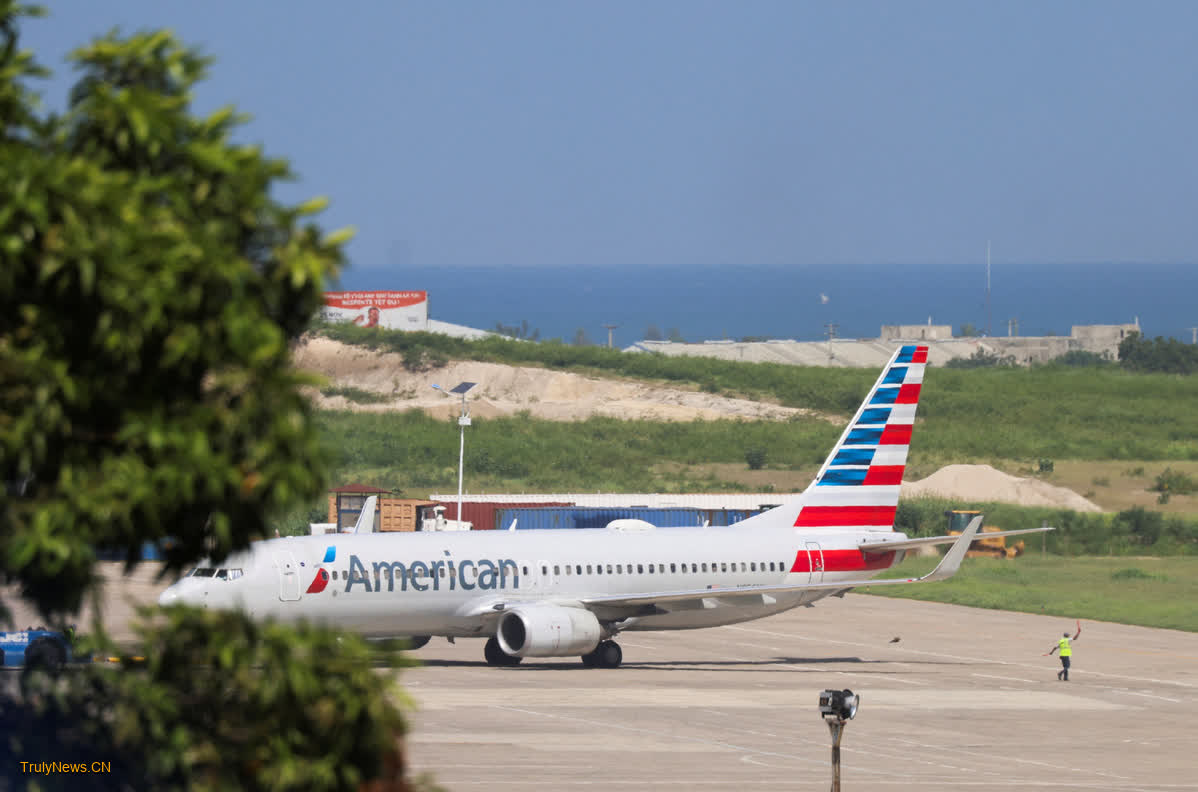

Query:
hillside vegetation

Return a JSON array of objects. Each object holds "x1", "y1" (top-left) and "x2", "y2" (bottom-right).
[
  {"x1": 313, "y1": 324, "x2": 1198, "y2": 462},
  {"x1": 862, "y1": 555, "x2": 1198, "y2": 632}
]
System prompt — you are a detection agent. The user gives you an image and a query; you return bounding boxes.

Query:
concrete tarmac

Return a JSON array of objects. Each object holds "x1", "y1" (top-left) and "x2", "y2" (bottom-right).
[{"x1": 403, "y1": 595, "x2": 1198, "y2": 791}]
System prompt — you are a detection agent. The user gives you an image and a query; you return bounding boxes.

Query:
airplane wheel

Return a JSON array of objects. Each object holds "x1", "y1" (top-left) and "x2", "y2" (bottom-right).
[
  {"x1": 596, "y1": 640, "x2": 622, "y2": 669},
  {"x1": 484, "y1": 636, "x2": 522, "y2": 667},
  {"x1": 404, "y1": 636, "x2": 431, "y2": 650},
  {"x1": 580, "y1": 647, "x2": 599, "y2": 667}
]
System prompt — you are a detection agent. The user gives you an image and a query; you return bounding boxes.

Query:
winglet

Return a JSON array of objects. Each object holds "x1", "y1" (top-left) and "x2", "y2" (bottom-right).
[
  {"x1": 919, "y1": 514, "x2": 982, "y2": 582},
  {"x1": 351, "y1": 495, "x2": 378, "y2": 534}
]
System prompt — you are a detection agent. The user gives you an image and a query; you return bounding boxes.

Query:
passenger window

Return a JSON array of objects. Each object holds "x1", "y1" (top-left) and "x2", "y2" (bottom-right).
[
  {"x1": 741, "y1": 562, "x2": 747, "y2": 572},
  {"x1": 542, "y1": 565, "x2": 548, "y2": 576},
  {"x1": 691, "y1": 563, "x2": 697, "y2": 572},
  {"x1": 670, "y1": 563, "x2": 676, "y2": 573},
  {"x1": 596, "y1": 565, "x2": 603, "y2": 575},
  {"x1": 720, "y1": 562, "x2": 727, "y2": 573},
  {"x1": 440, "y1": 567, "x2": 446, "y2": 578},
  {"x1": 576, "y1": 565, "x2": 582, "y2": 575},
  {"x1": 648, "y1": 564, "x2": 655, "y2": 573},
  {"x1": 701, "y1": 563, "x2": 708, "y2": 572},
  {"x1": 606, "y1": 564, "x2": 613, "y2": 574},
  {"x1": 522, "y1": 566, "x2": 529, "y2": 576},
  {"x1": 751, "y1": 562, "x2": 757, "y2": 571},
  {"x1": 637, "y1": 564, "x2": 644, "y2": 574},
  {"x1": 769, "y1": 562, "x2": 775, "y2": 572},
  {"x1": 331, "y1": 571, "x2": 338, "y2": 581},
  {"x1": 617, "y1": 564, "x2": 623, "y2": 574},
  {"x1": 586, "y1": 565, "x2": 592, "y2": 574}
]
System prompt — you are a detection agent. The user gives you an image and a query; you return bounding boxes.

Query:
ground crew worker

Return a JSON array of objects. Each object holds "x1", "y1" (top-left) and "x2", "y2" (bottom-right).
[{"x1": 1048, "y1": 623, "x2": 1081, "y2": 680}]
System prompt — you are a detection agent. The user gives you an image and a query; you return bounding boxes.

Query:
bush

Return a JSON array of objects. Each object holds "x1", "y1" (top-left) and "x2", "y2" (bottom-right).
[
  {"x1": 320, "y1": 385, "x2": 391, "y2": 404},
  {"x1": 1038, "y1": 458, "x2": 1055, "y2": 473},
  {"x1": 744, "y1": 447, "x2": 767, "y2": 470},
  {"x1": 1151, "y1": 468, "x2": 1198, "y2": 495}
]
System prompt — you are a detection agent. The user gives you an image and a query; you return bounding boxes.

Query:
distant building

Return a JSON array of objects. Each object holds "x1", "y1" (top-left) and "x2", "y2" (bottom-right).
[
  {"x1": 326, "y1": 483, "x2": 438, "y2": 532},
  {"x1": 880, "y1": 324, "x2": 953, "y2": 341},
  {"x1": 625, "y1": 321, "x2": 1142, "y2": 367}
]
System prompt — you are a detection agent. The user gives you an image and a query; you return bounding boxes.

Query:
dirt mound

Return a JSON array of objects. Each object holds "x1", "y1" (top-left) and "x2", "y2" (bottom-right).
[
  {"x1": 902, "y1": 464, "x2": 1103, "y2": 512},
  {"x1": 294, "y1": 336, "x2": 832, "y2": 423}
]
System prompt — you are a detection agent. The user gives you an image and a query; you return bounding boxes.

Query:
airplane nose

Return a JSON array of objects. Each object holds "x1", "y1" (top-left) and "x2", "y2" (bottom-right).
[{"x1": 158, "y1": 587, "x2": 179, "y2": 606}]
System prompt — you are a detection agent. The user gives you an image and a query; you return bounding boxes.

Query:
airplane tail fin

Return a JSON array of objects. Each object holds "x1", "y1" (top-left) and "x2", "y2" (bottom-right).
[
  {"x1": 735, "y1": 345, "x2": 928, "y2": 533},
  {"x1": 351, "y1": 496, "x2": 378, "y2": 534}
]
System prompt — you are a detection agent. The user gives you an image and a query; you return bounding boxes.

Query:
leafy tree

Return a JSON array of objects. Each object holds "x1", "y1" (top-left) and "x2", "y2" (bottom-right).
[
  {"x1": 958, "y1": 323, "x2": 978, "y2": 337},
  {"x1": 943, "y1": 347, "x2": 1017, "y2": 369},
  {"x1": 644, "y1": 324, "x2": 663, "y2": 341},
  {"x1": 494, "y1": 318, "x2": 539, "y2": 341},
  {"x1": 666, "y1": 327, "x2": 685, "y2": 343},
  {"x1": 1, "y1": 6, "x2": 422, "y2": 788},
  {"x1": 572, "y1": 327, "x2": 593, "y2": 346},
  {"x1": 1118, "y1": 331, "x2": 1198, "y2": 374}
]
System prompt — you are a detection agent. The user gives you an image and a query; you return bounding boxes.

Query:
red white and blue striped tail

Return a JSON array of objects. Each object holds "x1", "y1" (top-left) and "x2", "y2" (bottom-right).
[{"x1": 736, "y1": 344, "x2": 928, "y2": 533}]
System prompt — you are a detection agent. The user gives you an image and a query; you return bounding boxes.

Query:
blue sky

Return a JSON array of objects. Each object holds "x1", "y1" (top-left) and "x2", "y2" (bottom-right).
[{"x1": 23, "y1": 1, "x2": 1198, "y2": 283}]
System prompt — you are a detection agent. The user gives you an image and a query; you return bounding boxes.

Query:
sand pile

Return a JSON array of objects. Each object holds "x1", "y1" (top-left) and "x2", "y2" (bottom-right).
[
  {"x1": 293, "y1": 336, "x2": 833, "y2": 423},
  {"x1": 902, "y1": 464, "x2": 1102, "y2": 512}
]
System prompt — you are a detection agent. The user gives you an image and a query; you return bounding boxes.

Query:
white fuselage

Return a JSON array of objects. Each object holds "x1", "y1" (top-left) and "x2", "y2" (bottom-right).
[{"x1": 160, "y1": 523, "x2": 905, "y2": 638}]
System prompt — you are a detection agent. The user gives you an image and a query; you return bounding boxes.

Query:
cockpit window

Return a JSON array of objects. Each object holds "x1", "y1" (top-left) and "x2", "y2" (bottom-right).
[{"x1": 190, "y1": 567, "x2": 242, "y2": 580}]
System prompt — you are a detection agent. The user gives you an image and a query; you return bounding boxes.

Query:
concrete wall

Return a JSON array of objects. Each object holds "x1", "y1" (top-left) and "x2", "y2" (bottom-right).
[{"x1": 880, "y1": 324, "x2": 954, "y2": 341}]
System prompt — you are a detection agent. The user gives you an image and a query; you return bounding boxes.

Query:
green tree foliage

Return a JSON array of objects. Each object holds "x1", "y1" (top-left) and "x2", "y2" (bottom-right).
[
  {"x1": 1050, "y1": 350, "x2": 1112, "y2": 368},
  {"x1": 12, "y1": 609, "x2": 411, "y2": 791},
  {"x1": 943, "y1": 347, "x2": 1016, "y2": 369},
  {"x1": 1, "y1": 6, "x2": 419, "y2": 788},
  {"x1": 493, "y1": 318, "x2": 539, "y2": 341},
  {"x1": 894, "y1": 497, "x2": 1198, "y2": 556},
  {"x1": 1118, "y1": 331, "x2": 1198, "y2": 374}
]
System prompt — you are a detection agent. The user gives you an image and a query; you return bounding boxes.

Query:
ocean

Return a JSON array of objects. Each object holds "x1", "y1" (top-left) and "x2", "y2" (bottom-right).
[{"x1": 338, "y1": 262, "x2": 1196, "y2": 346}]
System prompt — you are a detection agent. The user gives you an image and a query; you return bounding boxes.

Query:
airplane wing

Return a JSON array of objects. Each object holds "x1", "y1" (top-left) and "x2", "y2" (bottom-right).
[
  {"x1": 572, "y1": 515, "x2": 981, "y2": 612},
  {"x1": 459, "y1": 515, "x2": 988, "y2": 624},
  {"x1": 858, "y1": 525, "x2": 1053, "y2": 554}
]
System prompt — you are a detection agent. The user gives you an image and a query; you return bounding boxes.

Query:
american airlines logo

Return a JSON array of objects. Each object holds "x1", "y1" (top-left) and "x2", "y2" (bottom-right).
[
  {"x1": 343, "y1": 554, "x2": 520, "y2": 593},
  {"x1": 305, "y1": 546, "x2": 337, "y2": 593}
]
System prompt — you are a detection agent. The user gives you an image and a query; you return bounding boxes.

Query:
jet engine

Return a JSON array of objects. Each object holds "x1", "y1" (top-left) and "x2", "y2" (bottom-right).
[{"x1": 496, "y1": 605, "x2": 602, "y2": 657}]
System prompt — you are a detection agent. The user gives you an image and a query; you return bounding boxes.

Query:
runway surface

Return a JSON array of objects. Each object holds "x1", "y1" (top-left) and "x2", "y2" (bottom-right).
[{"x1": 403, "y1": 595, "x2": 1198, "y2": 791}]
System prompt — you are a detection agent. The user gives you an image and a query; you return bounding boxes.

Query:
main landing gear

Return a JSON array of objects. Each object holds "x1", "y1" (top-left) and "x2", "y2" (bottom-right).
[
  {"x1": 581, "y1": 640, "x2": 623, "y2": 669},
  {"x1": 484, "y1": 636, "x2": 522, "y2": 667}
]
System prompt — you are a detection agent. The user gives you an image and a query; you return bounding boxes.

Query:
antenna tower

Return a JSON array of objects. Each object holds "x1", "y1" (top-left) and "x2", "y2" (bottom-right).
[{"x1": 986, "y1": 242, "x2": 992, "y2": 338}]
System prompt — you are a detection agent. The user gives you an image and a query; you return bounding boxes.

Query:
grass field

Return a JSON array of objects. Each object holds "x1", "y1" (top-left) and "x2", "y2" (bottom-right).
[{"x1": 860, "y1": 555, "x2": 1198, "y2": 632}]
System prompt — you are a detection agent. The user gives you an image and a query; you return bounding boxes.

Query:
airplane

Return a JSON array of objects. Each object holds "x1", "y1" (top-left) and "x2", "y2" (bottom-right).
[{"x1": 158, "y1": 344, "x2": 1050, "y2": 668}]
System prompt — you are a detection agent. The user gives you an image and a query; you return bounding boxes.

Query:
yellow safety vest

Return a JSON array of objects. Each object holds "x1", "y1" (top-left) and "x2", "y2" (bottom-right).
[{"x1": 1059, "y1": 637, "x2": 1071, "y2": 657}]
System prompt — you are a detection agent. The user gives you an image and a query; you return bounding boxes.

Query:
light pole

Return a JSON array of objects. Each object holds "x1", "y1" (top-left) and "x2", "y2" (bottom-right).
[
  {"x1": 818, "y1": 688, "x2": 860, "y2": 792},
  {"x1": 432, "y1": 381, "x2": 476, "y2": 528}
]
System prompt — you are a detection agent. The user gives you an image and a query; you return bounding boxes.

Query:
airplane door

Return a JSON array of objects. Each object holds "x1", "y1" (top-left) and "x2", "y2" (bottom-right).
[
  {"x1": 805, "y1": 542, "x2": 824, "y2": 584},
  {"x1": 274, "y1": 552, "x2": 301, "y2": 601}
]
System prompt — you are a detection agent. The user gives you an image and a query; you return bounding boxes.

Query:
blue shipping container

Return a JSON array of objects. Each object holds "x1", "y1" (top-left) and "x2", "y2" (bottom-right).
[{"x1": 495, "y1": 507, "x2": 768, "y2": 531}]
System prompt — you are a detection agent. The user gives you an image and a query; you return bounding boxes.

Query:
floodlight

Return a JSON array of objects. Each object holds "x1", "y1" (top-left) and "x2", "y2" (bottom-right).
[
  {"x1": 819, "y1": 689, "x2": 859, "y2": 721},
  {"x1": 819, "y1": 688, "x2": 860, "y2": 791},
  {"x1": 431, "y1": 382, "x2": 478, "y2": 529}
]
